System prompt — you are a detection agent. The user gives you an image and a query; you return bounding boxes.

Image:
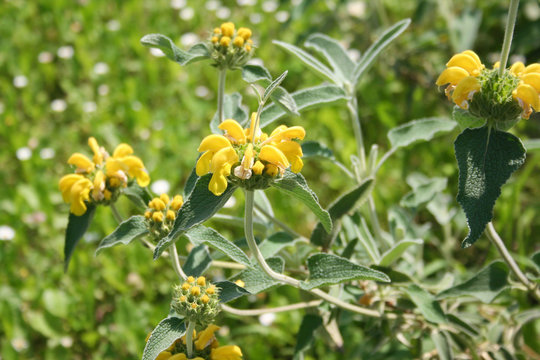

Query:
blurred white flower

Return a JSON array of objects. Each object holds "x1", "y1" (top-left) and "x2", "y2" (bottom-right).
[
  {"x1": 0, "y1": 102, "x2": 4, "y2": 114},
  {"x1": 151, "y1": 179, "x2": 171, "y2": 195},
  {"x1": 38, "y1": 51, "x2": 54, "y2": 63},
  {"x1": 131, "y1": 101, "x2": 142, "y2": 111},
  {"x1": 153, "y1": 120, "x2": 164, "y2": 131},
  {"x1": 150, "y1": 48, "x2": 166, "y2": 57},
  {"x1": 348, "y1": 49, "x2": 361, "y2": 62},
  {"x1": 216, "y1": 7, "x2": 231, "y2": 19},
  {"x1": 93, "y1": 62, "x2": 109, "y2": 75},
  {"x1": 16, "y1": 147, "x2": 31, "y2": 161},
  {"x1": 250, "y1": 13, "x2": 262, "y2": 24},
  {"x1": 510, "y1": 54, "x2": 526, "y2": 65},
  {"x1": 11, "y1": 337, "x2": 28, "y2": 352},
  {"x1": 139, "y1": 129, "x2": 151, "y2": 140},
  {"x1": 275, "y1": 10, "x2": 289, "y2": 23},
  {"x1": 262, "y1": 0, "x2": 278, "y2": 13},
  {"x1": 195, "y1": 86, "x2": 210, "y2": 98},
  {"x1": 181, "y1": 32, "x2": 199, "y2": 47},
  {"x1": 205, "y1": 0, "x2": 220, "y2": 11},
  {"x1": 98, "y1": 84, "x2": 109, "y2": 96},
  {"x1": 237, "y1": 0, "x2": 256, "y2": 5},
  {"x1": 347, "y1": 1, "x2": 366, "y2": 18},
  {"x1": 259, "y1": 312, "x2": 276, "y2": 326},
  {"x1": 13, "y1": 75, "x2": 28, "y2": 88},
  {"x1": 107, "y1": 19, "x2": 121, "y2": 31},
  {"x1": 179, "y1": 7, "x2": 194, "y2": 20},
  {"x1": 51, "y1": 99, "x2": 67, "y2": 112},
  {"x1": 170, "y1": 0, "x2": 186, "y2": 9},
  {"x1": 39, "y1": 147, "x2": 55, "y2": 159},
  {"x1": 60, "y1": 336, "x2": 73, "y2": 348},
  {"x1": 83, "y1": 101, "x2": 97, "y2": 113},
  {"x1": 57, "y1": 45, "x2": 74, "y2": 59},
  {"x1": 0, "y1": 225, "x2": 15, "y2": 241},
  {"x1": 28, "y1": 137, "x2": 39, "y2": 149}
]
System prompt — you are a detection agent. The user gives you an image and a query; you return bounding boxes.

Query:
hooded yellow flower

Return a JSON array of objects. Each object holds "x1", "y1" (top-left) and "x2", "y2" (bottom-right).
[
  {"x1": 436, "y1": 50, "x2": 484, "y2": 109},
  {"x1": 510, "y1": 62, "x2": 540, "y2": 119},
  {"x1": 196, "y1": 114, "x2": 305, "y2": 196},
  {"x1": 105, "y1": 143, "x2": 150, "y2": 187}
]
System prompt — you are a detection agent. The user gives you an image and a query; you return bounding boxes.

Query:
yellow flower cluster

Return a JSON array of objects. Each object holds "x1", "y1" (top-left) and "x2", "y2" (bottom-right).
[
  {"x1": 59, "y1": 137, "x2": 150, "y2": 216},
  {"x1": 436, "y1": 50, "x2": 484, "y2": 110},
  {"x1": 172, "y1": 276, "x2": 220, "y2": 325},
  {"x1": 211, "y1": 22, "x2": 253, "y2": 52},
  {"x1": 508, "y1": 62, "x2": 540, "y2": 119},
  {"x1": 197, "y1": 113, "x2": 305, "y2": 196},
  {"x1": 149, "y1": 324, "x2": 243, "y2": 360},
  {"x1": 145, "y1": 193, "x2": 184, "y2": 223}
]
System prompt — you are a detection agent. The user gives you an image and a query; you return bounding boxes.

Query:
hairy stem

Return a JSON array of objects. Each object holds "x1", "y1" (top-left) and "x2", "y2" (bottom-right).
[
  {"x1": 110, "y1": 203, "x2": 123, "y2": 223},
  {"x1": 485, "y1": 222, "x2": 540, "y2": 300},
  {"x1": 217, "y1": 68, "x2": 227, "y2": 123},
  {"x1": 186, "y1": 321, "x2": 195, "y2": 358},
  {"x1": 169, "y1": 243, "x2": 187, "y2": 281},
  {"x1": 499, "y1": 0, "x2": 520, "y2": 75},
  {"x1": 221, "y1": 300, "x2": 323, "y2": 316}
]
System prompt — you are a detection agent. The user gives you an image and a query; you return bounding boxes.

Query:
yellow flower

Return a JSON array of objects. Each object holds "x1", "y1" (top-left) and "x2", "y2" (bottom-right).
[
  {"x1": 511, "y1": 62, "x2": 540, "y2": 119},
  {"x1": 233, "y1": 36, "x2": 244, "y2": 48},
  {"x1": 196, "y1": 114, "x2": 305, "y2": 196},
  {"x1": 106, "y1": 143, "x2": 150, "y2": 187},
  {"x1": 170, "y1": 195, "x2": 184, "y2": 211},
  {"x1": 91, "y1": 170, "x2": 106, "y2": 201},
  {"x1": 67, "y1": 153, "x2": 95, "y2": 173},
  {"x1": 210, "y1": 345, "x2": 243, "y2": 360},
  {"x1": 236, "y1": 28, "x2": 251, "y2": 40},
  {"x1": 88, "y1": 137, "x2": 104, "y2": 165},
  {"x1": 195, "y1": 324, "x2": 220, "y2": 350},
  {"x1": 436, "y1": 50, "x2": 484, "y2": 108},
  {"x1": 155, "y1": 352, "x2": 172, "y2": 360},
  {"x1": 61, "y1": 176, "x2": 93, "y2": 216},
  {"x1": 220, "y1": 22, "x2": 235, "y2": 37}
]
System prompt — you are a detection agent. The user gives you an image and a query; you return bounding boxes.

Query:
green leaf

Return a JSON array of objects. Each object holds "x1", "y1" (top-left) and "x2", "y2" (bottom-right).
[
  {"x1": 140, "y1": 34, "x2": 209, "y2": 65},
  {"x1": 263, "y1": 70, "x2": 288, "y2": 102},
  {"x1": 432, "y1": 331, "x2": 453, "y2": 360},
  {"x1": 388, "y1": 117, "x2": 456, "y2": 149},
  {"x1": 300, "y1": 253, "x2": 390, "y2": 290},
  {"x1": 273, "y1": 40, "x2": 335, "y2": 82},
  {"x1": 446, "y1": 314, "x2": 479, "y2": 337},
  {"x1": 123, "y1": 183, "x2": 153, "y2": 209},
  {"x1": 406, "y1": 284, "x2": 446, "y2": 324},
  {"x1": 142, "y1": 316, "x2": 186, "y2": 360},
  {"x1": 378, "y1": 239, "x2": 423, "y2": 267},
  {"x1": 184, "y1": 225, "x2": 251, "y2": 266},
  {"x1": 210, "y1": 92, "x2": 249, "y2": 133},
  {"x1": 271, "y1": 171, "x2": 332, "y2": 233},
  {"x1": 215, "y1": 281, "x2": 250, "y2": 303},
  {"x1": 301, "y1": 141, "x2": 334, "y2": 159},
  {"x1": 293, "y1": 314, "x2": 323, "y2": 360},
  {"x1": 259, "y1": 232, "x2": 295, "y2": 258},
  {"x1": 452, "y1": 106, "x2": 485, "y2": 130},
  {"x1": 455, "y1": 127, "x2": 526, "y2": 247},
  {"x1": 154, "y1": 175, "x2": 237, "y2": 259},
  {"x1": 241, "y1": 64, "x2": 272, "y2": 83},
  {"x1": 371, "y1": 265, "x2": 413, "y2": 283},
  {"x1": 270, "y1": 86, "x2": 300, "y2": 116},
  {"x1": 260, "y1": 85, "x2": 346, "y2": 128},
  {"x1": 353, "y1": 19, "x2": 411, "y2": 83},
  {"x1": 310, "y1": 178, "x2": 374, "y2": 247},
  {"x1": 436, "y1": 261, "x2": 509, "y2": 303},
  {"x1": 64, "y1": 205, "x2": 96, "y2": 271},
  {"x1": 532, "y1": 251, "x2": 540, "y2": 272},
  {"x1": 184, "y1": 244, "x2": 212, "y2": 277},
  {"x1": 400, "y1": 177, "x2": 447, "y2": 208},
  {"x1": 95, "y1": 216, "x2": 148, "y2": 255},
  {"x1": 304, "y1": 33, "x2": 355, "y2": 84},
  {"x1": 184, "y1": 167, "x2": 198, "y2": 197},
  {"x1": 231, "y1": 257, "x2": 284, "y2": 294}
]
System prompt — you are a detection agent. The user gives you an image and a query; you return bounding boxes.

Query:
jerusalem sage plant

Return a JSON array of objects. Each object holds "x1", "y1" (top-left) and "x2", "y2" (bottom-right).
[{"x1": 58, "y1": 2, "x2": 540, "y2": 358}]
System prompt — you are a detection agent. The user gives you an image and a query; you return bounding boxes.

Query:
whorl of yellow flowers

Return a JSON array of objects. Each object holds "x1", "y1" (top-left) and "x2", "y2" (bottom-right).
[
  {"x1": 436, "y1": 50, "x2": 540, "y2": 120},
  {"x1": 196, "y1": 113, "x2": 305, "y2": 196},
  {"x1": 59, "y1": 137, "x2": 150, "y2": 216},
  {"x1": 147, "y1": 323, "x2": 243, "y2": 360},
  {"x1": 209, "y1": 22, "x2": 254, "y2": 69}
]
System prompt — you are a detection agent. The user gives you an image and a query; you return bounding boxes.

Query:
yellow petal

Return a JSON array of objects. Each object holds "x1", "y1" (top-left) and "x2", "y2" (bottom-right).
[
  {"x1": 210, "y1": 147, "x2": 238, "y2": 174},
  {"x1": 237, "y1": 27, "x2": 252, "y2": 40},
  {"x1": 210, "y1": 345, "x2": 243, "y2": 360},
  {"x1": 241, "y1": 144, "x2": 254, "y2": 170},
  {"x1": 120, "y1": 155, "x2": 145, "y2": 174},
  {"x1": 195, "y1": 325, "x2": 220, "y2": 351},
  {"x1": 252, "y1": 160, "x2": 264, "y2": 175},
  {"x1": 272, "y1": 126, "x2": 306, "y2": 142},
  {"x1": 209, "y1": 172, "x2": 229, "y2": 196},
  {"x1": 264, "y1": 164, "x2": 278, "y2": 177},
  {"x1": 169, "y1": 353, "x2": 187, "y2": 360},
  {"x1": 452, "y1": 76, "x2": 481, "y2": 109},
  {"x1": 113, "y1": 143, "x2": 134, "y2": 158},
  {"x1": 446, "y1": 53, "x2": 482, "y2": 75},
  {"x1": 269, "y1": 125, "x2": 287, "y2": 138},
  {"x1": 198, "y1": 135, "x2": 231, "y2": 153},
  {"x1": 291, "y1": 156, "x2": 304, "y2": 173},
  {"x1": 70, "y1": 178, "x2": 92, "y2": 216},
  {"x1": 219, "y1": 119, "x2": 246, "y2": 144},
  {"x1": 160, "y1": 193, "x2": 170, "y2": 204},
  {"x1": 92, "y1": 170, "x2": 106, "y2": 200},
  {"x1": 68, "y1": 153, "x2": 95, "y2": 173},
  {"x1": 435, "y1": 67, "x2": 469, "y2": 86},
  {"x1": 275, "y1": 141, "x2": 303, "y2": 160},
  {"x1": 135, "y1": 169, "x2": 150, "y2": 187},
  {"x1": 259, "y1": 145, "x2": 289, "y2": 169},
  {"x1": 170, "y1": 195, "x2": 184, "y2": 211},
  {"x1": 248, "y1": 112, "x2": 260, "y2": 140},
  {"x1": 88, "y1": 137, "x2": 103, "y2": 165},
  {"x1": 524, "y1": 63, "x2": 540, "y2": 74},
  {"x1": 510, "y1": 61, "x2": 525, "y2": 76},
  {"x1": 493, "y1": 61, "x2": 500, "y2": 69},
  {"x1": 196, "y1": 151, "x2": 214, "y2": 176},
  {"x1": 520, "y1": 73, "x2": 540, "y2": 92},
  {"x1": 155, "y1": 352, "x2": 172, "y2": 360},
  {"x1": 513, "y1": 83, "x2": 540, "y2": 111},
  {"x1": 461, "y1": 50, "x2": 483, "y2": 68},
  {"x1": 59, "y1": 174, "x2": 85, "y2": 202},
  {"x1": 221, "y1": 22, "x2": 235, "y2": 37}
]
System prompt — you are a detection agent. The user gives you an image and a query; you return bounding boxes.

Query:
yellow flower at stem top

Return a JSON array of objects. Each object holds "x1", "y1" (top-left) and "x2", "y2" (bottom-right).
[
  {"x1": 509, "y1": 61, "x2": 540, "y2": 119},
  {"x1": 196, "y1": 113, "x2": 305, "y2": 196},
  {"x1": 59, "y1": 137, "x2": 150, "y2": 216},
  {"x1": 145, "y1": 193, "x2": 184, "y2": 239},
  {"x1": 209, "y1": 22, "x2": 254, "y2": 69}
]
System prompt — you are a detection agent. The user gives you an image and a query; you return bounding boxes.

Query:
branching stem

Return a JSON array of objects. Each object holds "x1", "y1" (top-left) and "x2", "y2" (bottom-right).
[
  {"x1": 169, "y1": 243, "x2": 187, "y2": 281},
  {"x1": 186, "y1": 321, "x2": 195, "y2": 358},
  {"x1": 221, "y1": 300, "x2": 322, "y2": 316},
  {"x1": 217, "y1": 68, "x2": 227, "y2": 123}
]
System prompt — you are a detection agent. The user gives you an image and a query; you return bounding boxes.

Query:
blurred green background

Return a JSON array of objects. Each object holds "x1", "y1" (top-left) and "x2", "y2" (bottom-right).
[{"x1": 1, "y1": 0, "x2": 540, "y2": 358}]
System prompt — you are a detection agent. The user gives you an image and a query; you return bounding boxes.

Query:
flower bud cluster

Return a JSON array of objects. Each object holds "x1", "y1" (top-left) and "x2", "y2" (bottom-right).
[
  {"x1": 172, "y1": 276, "x2": 221, "y2": 326},
  {"x1": 209, "y1": 22, "x2": 254, "y2": 69},
  {"x1": 144, "y1": 193, "x2": 183, "y2": 239}
]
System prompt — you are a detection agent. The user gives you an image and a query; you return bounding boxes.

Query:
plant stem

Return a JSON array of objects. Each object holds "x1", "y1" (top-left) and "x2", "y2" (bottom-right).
[
  {"x1": 221, "y1": 300, "x2": 323, "y2": 316},
  {"x1": 498, "y1": 0, "x2": 520, "y2": 75},
  {"x1": 244, "y1": 190, "x2": 407, "y2": 319},
  {"x1": 186, "y1": 321, "x2": 195, "y2": 358},
  {"x1": 169, "y1": 243, "x2": 187, "y2": 281},
  {"x1": 217, "y1": 68, "x2": 227, "y2": 123},
  {"x1": 110, "y1": 203, "x2": 123, "y2": 223},
  {"x1": 485, "y1": 222, "x2": 540, "y2": 300},
  {"x1": 347, "y1": 97, "x2": 367, "y2": 170}
]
